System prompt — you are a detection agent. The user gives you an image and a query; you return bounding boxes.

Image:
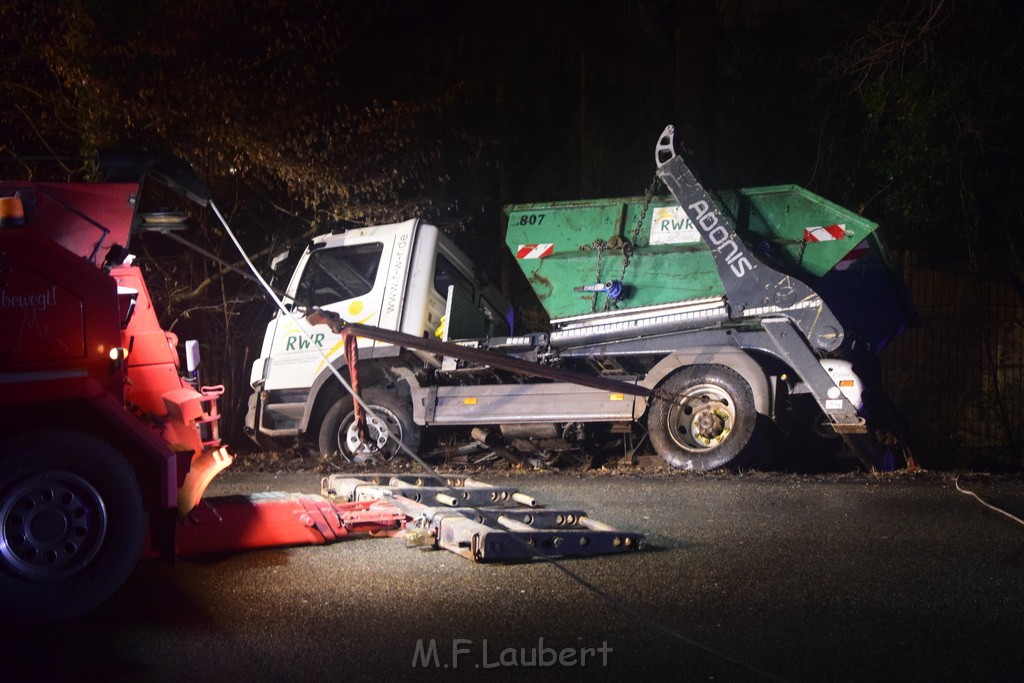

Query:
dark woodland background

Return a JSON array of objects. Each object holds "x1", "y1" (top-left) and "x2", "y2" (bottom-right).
[{"x1": 3, "y1": 0, "x2": 1022, "y2": 469}]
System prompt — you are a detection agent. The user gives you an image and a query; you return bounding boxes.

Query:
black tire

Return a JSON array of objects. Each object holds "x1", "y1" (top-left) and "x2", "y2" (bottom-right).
[
  {"x1": 317, "y1": 386, "x2": 421, "y2": 463},
  {"x1": 0, "y1": 430, "x2": 146, "y2": 624},
  {"x1": 648, "y1": 364, "x2": 761, "y2": 471}
]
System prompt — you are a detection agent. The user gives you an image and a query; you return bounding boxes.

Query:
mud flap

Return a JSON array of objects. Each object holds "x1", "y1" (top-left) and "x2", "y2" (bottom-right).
[{"x1": 177, "y1": 446, "x2": 234, "y2": 517}]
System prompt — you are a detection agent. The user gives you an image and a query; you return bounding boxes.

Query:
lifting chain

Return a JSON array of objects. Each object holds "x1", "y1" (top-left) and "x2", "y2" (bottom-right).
[
  {"x1": 605, "y1": 174, "x2": 660, "y2": 311},
  {"x1": 578, "y1": 174, "x2": 660, "y2": 313},
  {"x1": 588, "y1": 239, "x2": 607, "y2": 313}
]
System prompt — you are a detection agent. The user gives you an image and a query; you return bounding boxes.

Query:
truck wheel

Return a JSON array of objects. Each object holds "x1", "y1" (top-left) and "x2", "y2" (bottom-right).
[
  {"x1": 318, "y1": 386, "x2": 421, "y2": 463},
  {"x1": 648, "y1": 365, "x2": 760, "y2": 471},
  {"x1": 0, "y1": 430, "x2": 146, "y2": 623}
]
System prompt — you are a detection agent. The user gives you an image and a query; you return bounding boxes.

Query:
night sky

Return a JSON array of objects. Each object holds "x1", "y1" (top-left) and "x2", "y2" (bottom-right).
[{"x1": 5, "y1": 0, "x2": 1020, "y2": 256}]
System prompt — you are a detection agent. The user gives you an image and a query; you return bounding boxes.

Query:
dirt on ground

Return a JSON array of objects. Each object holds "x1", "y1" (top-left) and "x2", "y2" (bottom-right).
[{"x1": 227, "y1": 446, "x2": 1023, "y2": 489}]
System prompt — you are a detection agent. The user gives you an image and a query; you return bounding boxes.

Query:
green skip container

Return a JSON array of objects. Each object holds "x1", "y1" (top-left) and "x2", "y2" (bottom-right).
[{"x1": 505, "y1": 186, "x2": 915, "y2": 352}]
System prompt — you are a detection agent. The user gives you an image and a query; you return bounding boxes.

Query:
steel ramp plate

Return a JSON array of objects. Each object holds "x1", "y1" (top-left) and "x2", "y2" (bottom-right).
[
  {"x1": 320, "y1": 474, "x2": 646, "y2": 562},
  {"x1": 434, "y1": 515, "x2": 645, "y2": 562},
  {"x1": 323, "y1": 477, "x2": 521, "y2": 507},
  {"x1": 322, "y1": 473, "x2": 467, "y2": 499},
  {"x1": 417, "y1": 506, "x2": 592, "y2": 529}
]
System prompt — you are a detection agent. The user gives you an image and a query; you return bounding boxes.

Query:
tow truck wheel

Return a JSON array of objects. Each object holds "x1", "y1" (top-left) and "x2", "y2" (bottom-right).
[
  {"x1": 648, "y1": 365, "x2": 759, "y2": 471},
  {"x1": 0, "y1": 430, "x2": 146, "y2": 624},
  {"x1": 318, "y1": 386, "x2": 421, "y2": 463}
]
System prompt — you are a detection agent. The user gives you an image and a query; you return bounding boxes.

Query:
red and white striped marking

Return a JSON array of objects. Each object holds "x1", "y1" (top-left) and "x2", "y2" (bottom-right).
[
  {"x1": 516, "y1": 243, "x2": 554, "y2": 259},
  {"x1": 835, "y1": 240, "x2": 870, "y2": 271},
  {"x1": 803, "y1": 224, "x2": 846, "y2": 242}
]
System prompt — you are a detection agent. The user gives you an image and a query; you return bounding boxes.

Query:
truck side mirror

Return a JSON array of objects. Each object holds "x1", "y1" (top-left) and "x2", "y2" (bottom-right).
[
  {"x1": 268, "y1": 246, "x2": 304, "y2": 294},
  {"x1": 269, "y1": 250, "x2": 290, "y2": 274}
]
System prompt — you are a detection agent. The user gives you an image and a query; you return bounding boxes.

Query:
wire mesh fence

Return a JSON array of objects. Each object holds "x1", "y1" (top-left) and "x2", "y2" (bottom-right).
[{"x1": 881, "y1": 254, "x2": 1024, "y2": 469}]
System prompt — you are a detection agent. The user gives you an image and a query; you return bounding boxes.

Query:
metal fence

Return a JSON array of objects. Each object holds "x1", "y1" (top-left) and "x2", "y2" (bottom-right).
[{"x1": 881, "y1": 254, "x2": 1024, "y2": 469}]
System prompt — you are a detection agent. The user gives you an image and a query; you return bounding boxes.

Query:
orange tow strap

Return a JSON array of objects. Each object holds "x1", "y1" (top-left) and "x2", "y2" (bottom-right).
[{"x1": 343, "y1": 330, "x2": 368, "y2": 445}]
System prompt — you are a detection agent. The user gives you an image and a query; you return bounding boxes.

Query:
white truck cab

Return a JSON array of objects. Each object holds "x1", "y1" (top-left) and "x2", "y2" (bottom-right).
[{"x1": 245, "y1": 219, "x2": 509, "y2": 452}]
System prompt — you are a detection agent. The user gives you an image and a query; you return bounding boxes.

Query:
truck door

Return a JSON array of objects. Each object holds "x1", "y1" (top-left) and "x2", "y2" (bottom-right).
[{"x1": 262, "y1": 241, "x2": 388, "y2": 391}]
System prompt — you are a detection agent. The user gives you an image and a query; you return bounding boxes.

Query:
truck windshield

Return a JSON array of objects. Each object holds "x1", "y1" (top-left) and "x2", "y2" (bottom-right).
[{"x1": 296, "y1": 242, "x2": 384, "y2": 307}]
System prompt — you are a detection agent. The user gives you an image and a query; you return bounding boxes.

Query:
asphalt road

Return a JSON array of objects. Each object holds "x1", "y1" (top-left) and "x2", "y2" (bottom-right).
[{"x1": 3, "y1": 470, "x2": 1023, "y2": 682}]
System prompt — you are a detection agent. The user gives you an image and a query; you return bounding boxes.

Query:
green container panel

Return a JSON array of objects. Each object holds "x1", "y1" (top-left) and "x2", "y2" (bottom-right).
[
  {"x1": 506, "y1": 199, "x2": 720, "y2": 320},
  {"x1": 716, "y1": 185, "x2": 878, "y2": 279},
  {"x1": 505, "y1": 186, "x2": 881, "y2": 321}
]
